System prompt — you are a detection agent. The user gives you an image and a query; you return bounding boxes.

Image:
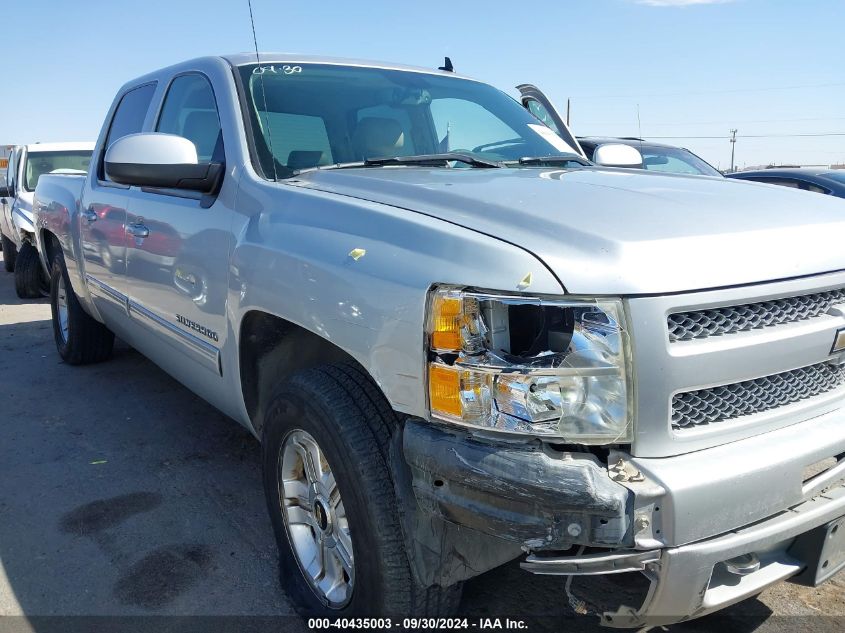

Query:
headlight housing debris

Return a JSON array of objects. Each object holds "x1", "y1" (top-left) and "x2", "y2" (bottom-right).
[{"x1": 426, "y1": 287, "x2": 633, "y2": 444}]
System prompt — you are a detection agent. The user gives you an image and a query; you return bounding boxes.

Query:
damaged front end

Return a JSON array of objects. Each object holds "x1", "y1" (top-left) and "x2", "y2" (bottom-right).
[
  {"x1": 389, "y1": 284, "x2": 639, "y2": 593},
  {"x1": 402, "y1": 421, "x2": 632, "y2": 551}
]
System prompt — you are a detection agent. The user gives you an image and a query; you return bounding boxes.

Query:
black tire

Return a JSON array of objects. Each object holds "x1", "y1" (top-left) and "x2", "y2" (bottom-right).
[
  {"x1": 262, "y1": 363, "x2": 462, "y2": 618},
  {"x1": 1, "y1": 234, "x2": 16, "y2": 272},
  {"x1": 50, "y1": 250, "x2": 114, "y2": 364},
  {"x1": 14, "y1": 241, "x2": 48, "y2": 298}
]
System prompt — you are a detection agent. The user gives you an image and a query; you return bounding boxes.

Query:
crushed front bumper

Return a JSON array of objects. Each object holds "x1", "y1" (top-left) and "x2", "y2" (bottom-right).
[{"x1": 402, "y1": 420, "x2": 633, "y2": 550}]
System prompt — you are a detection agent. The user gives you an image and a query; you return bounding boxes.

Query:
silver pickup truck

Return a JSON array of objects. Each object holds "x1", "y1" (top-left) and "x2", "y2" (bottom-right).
[{"x1": 33, "y1": 54, "x2": 845, "y2": 626}]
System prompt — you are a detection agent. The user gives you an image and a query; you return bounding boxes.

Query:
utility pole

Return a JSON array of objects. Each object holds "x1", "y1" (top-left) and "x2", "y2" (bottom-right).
[
  {"x1": 566, "y1": 99, "x2": 571, "y2": 127},
  {"x1": 729, "y1": 129, "x2": 738, "y2": 173}
]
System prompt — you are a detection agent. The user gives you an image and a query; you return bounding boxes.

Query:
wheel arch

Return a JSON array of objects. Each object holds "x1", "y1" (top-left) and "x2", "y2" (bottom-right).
[{"x1": 237, "y1": 310, "x2": 378, "y2": 436}]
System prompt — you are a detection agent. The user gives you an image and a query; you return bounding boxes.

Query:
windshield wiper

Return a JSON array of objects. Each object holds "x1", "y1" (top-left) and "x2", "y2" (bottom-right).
[
  {"x1": 364, "y1": 153, "x2": 501, "y2": 168},
  {"x1": 292, "y1": 153, "x2": 502, "y2": 176},
  {"x1": 504, "y1": 154, "x2": 591, "y2": 167}
]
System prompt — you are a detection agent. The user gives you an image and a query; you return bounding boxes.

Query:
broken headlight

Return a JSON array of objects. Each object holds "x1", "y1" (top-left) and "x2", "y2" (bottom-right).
[{"x1": 426, "y1": 287, "x2": 632, "y2": 444}]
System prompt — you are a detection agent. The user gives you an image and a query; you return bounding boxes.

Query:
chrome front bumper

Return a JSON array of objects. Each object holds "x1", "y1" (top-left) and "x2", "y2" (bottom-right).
[
  {"x1": 521, "y1": 484, "x2": 845, "y2": 627},
  {"x1": 521, "y1": 404, "x2": 845, "y2": 628},
  {"x1": 605, "y1": 483, "x2": 845, "y2": 628}
]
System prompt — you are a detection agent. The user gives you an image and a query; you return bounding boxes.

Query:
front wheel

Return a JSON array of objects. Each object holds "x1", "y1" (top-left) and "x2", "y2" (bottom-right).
[
  {"x1": 262, "y1": 364, "x2": 461, "y2": 617},
  {"x1": 50, "y1": 250, "x2": 115, "y2": 364}
]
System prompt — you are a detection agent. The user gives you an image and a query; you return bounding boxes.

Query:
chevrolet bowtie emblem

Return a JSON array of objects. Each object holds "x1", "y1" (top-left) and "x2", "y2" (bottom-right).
[{"x1": 832, "y1": 328, "x2": 845, "y2": 354}]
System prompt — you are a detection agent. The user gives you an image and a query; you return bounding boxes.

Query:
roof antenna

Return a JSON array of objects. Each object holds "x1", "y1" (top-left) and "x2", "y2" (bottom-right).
[
  {"x1": 438, "y1": 57, "x2": 454, "y2": 72},
  {"x1": 247, "y1": 0, "x2": 278, "y2": 181}
]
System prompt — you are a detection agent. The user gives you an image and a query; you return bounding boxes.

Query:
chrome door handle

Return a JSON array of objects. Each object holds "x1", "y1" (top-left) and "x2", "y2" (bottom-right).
[
  {"x1": 127, "y1": 223, "x2": 149, "y2": 238},
  {"x1": 81, "y1": 209, "x2": 98, "y2": 223}
]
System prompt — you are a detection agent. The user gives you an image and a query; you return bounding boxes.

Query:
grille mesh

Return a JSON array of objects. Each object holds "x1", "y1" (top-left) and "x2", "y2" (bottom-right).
[
  {"x1": 672, "y1": 362, "x2": 845, "y2": 429},
  {"x1": 667, "y1": 288, "x2": 845, "y2": 342}
]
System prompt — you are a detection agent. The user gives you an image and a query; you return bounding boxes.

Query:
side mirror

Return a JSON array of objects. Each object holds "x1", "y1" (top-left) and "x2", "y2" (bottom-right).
[
  {"x1": 0, "y1": 185, "x2": 12, "y2": 199},
  {"x1": 593, "y1": 144, "x2": 644, "y2": 168},
  {"x1": 105, "y1": 133, "x2": 222, "y2": 193}
]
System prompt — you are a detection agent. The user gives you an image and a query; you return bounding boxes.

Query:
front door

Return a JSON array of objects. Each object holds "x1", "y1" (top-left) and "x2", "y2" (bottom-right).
[
  {"x1": 81, "y1": 83, "x2": 158, "y2": 320},
  {"x1": 123, "y1": 73, "x2": 232, "y2": 376}
]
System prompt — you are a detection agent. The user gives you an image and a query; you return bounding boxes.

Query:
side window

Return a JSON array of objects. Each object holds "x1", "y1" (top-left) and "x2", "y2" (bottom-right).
[
  {"x1": 642, "y1": 153, "x2": 701, "y2": 176},
  {"x1": 105, "y1": 84, "x2": 157, "y2": 150},
  {"x1": 759, "y1": 178, "x2": 801, "y2": 189},
  {"x1": 6, "y1": 150, "x2": 17, "y2": 190},
  {"x1": 802, "y1": 182, "x2": 829, "y2": 194},
  {"x1": 101, "y1": 83, "x2": 157, "y2": 182},
  {"x1": 525, "y1": 99, "x2": 561, "y2": 135},
  {"x1": 156, "y1": 74, "x2": 222, "y2": 163}
]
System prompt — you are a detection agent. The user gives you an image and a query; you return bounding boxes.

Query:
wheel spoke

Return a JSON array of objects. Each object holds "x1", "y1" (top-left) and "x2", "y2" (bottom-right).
[
  {"x1": 285, "y1": 505, "x2": 314, "y2": 527},
  {"x1": 328, "y1": 478, "x2": 341, "y2": 509},
  {"x1": 332, "y1": 534, "x2": 354, "y2": 578},
  {"x1": 294, "y1": 439, "x2": 320, "y2": 486},
  {"x1": 282, "y1": 478, "x2": 310, "y2": 507}
]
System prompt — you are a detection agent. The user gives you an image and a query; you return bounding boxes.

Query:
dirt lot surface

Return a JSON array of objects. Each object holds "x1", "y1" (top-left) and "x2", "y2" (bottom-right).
[{"x1": 0, "y1": 250, "x2": 843, "y2": 632}]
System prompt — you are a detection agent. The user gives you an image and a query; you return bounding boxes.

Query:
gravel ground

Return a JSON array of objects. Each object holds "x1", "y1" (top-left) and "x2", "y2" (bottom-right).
[{"x1": 0, "y1": 251, "x2": 842, "y2": 632}]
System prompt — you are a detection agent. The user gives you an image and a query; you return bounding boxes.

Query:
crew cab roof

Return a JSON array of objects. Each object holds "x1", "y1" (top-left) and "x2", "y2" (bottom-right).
[{"x1": 221, "y1": 52, "x2": 473, "y2": 79}]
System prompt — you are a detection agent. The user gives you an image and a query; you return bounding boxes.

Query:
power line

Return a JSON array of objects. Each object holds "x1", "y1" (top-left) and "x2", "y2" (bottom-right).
[
  {"x1": 570, "y1": 81, "x2": 845, "y2": 100},
  {"x1": 641, "y1": 132, "x2": 845, "y2": 139},
  {"x1": 643, "y1": 116, "x2": 845, "y2": 127}
]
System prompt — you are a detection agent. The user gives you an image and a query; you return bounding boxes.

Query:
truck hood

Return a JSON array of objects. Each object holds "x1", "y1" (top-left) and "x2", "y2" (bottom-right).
[{"x1": 296, "y1": 167, "x2": 845, "y2": 294}]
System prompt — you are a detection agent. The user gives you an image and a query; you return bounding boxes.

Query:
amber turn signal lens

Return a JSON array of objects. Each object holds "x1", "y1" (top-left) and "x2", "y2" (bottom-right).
[
  {"x1": 429, "y1": 363, "x2": 461, "y2": 417},
  {"x1": 431, "y1": 296, "x2": 463, "y2": 351}
]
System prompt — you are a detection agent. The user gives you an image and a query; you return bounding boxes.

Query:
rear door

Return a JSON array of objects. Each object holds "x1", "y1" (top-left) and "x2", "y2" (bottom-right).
[
  {"x1": 81, "y1": 82, "x2": 158, "y2": 322},
  {"x1": 516, "y1": 84, "x2": 585, "y2": 158}
]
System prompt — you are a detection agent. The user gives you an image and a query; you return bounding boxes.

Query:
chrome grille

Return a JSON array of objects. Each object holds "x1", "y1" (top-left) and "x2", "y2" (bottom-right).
[
  {"x1": 667, "y1": 288, "x2": 845, "y2": 342},
  {"x1": 672, "y1": 362, "x2": 845, "y2": 429}
]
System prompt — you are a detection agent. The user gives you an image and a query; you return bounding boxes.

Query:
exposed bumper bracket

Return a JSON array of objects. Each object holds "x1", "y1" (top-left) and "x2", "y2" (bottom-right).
[{"x1": 521, "y1": 549, "x2": 660, "y2": 576}]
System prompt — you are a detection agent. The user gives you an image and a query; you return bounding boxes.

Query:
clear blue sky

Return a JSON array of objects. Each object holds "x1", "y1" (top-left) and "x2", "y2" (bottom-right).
[{"x1": 2, "y1": 0, "x2": 843, "y2": 169}]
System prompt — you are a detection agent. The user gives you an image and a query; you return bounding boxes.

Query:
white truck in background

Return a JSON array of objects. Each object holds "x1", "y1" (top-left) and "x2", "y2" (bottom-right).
[
  {"x1": 0, "y1": 142, "x2": 94, "y2": 297},
  {"x1": 0, "y1": 145, "x2": 12, "y2": 183}
]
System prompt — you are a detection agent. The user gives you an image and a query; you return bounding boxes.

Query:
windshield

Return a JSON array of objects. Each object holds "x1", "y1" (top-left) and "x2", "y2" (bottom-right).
[
  {"x1": 24, "y1": 150, "x2": 92, "y2": 191},
  {"x1": 237, "y1": 63, "x2": 579, "y2": 178},
  {"x1": 640, "y1": 146, "x2": 721, "y2": 177}
]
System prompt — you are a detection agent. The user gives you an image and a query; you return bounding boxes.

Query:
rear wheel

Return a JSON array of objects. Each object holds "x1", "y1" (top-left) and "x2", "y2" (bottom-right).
[
  {"x1": 1, "y1": 234, "x2": 16, "y2": 272},
  {"x1": 14, "y1": 241, "x2": 48, "y2": 298},
  {"x1": 50, "y1": 250, "x2": 114, "y2": 364},
  {"x1": 262, "y1": 364, "x2": 462, "y2": 617}
]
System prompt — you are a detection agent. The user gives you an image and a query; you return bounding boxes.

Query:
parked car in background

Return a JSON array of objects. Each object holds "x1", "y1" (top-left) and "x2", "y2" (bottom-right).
[
  {"x1": 0, "y1": 145, "x2": 13, "y2": 184},
  {"x1": 726, "y1": 168, "x2": 845, "y2": 198},
  {"x1": 578, "y1": 137, "x2": 723, "y2": 177},
  {"x1": 0, "y1": 142, "x2": 94, "y2": 297},
  {"x1": 34, "y1": 54, "x2": 845, "y2": 627}
]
